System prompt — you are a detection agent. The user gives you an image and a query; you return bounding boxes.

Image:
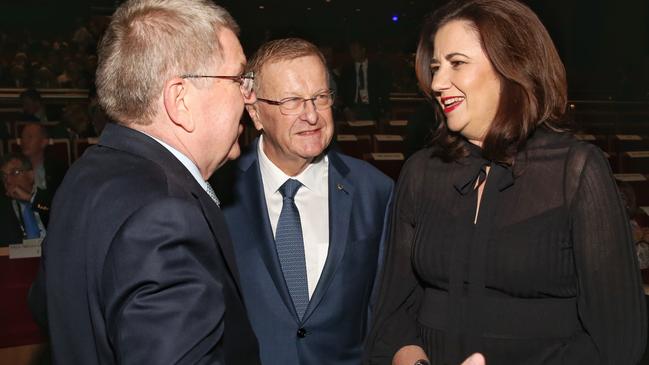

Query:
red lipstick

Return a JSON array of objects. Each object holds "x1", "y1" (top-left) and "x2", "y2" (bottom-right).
[{"x1": 440, "y1": 96, "x2": 464, "y2": 114}]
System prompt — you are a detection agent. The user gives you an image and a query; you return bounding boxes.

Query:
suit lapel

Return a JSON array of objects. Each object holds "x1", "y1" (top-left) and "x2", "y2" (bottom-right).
[
  {"x1": 237, "y1": 143, "x2": 297, "y2": 317},
  {"x1": 303, "y1": 151, "x2": 354, "y2": 321},
  {"x1": 196, "y1": 194, "x2": 244, "y2": 292}
]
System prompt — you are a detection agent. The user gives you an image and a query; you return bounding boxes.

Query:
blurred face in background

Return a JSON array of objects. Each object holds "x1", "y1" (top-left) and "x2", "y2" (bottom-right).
[
  {"x1": 20, "y1": 124, "x2": 48, "y2": 160},
  {"x1": 2, "y1": 158, "x2": 35, "y2": 201}
]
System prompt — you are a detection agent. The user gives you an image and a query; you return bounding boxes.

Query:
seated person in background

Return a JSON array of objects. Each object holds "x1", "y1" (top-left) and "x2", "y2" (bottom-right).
[
  {"x1": 618, "y1": 181, "x2": 649, "y2": 272},
  {"x1": 20, "y1": 88, "x2": 48, "y2": 122},
  {"x1": 61, "y1": 104, "x2": 95, "y2": 139},
  {"x1": 0, "y1": 153, "x2": 51, "y2": 244},
  {"x1": 20, "y1": 122, "x2": 67, "y2": 194},
  {"x1": 88, "y1": 85, "x2": 110, "y2": 135}
]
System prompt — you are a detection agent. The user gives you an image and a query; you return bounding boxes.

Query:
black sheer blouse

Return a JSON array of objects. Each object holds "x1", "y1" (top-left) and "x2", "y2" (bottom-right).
[{"x1": 365, "y1": 128, "x2": 646, "y2": 365}]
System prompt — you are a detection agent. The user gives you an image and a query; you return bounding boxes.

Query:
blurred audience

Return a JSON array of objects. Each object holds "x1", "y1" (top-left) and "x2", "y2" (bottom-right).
[
  {"x1": 20, "y1": 123, "x2": 67, "y2": 194},
  {"x1": 0, "y1": 18, "x2": 101, "y2": 89},
  {"x1": 20, "y1": 88, "x2": 49, "y2": 122},
  {"x1": 88, "y1": 85, "x2": 110, "y2": 135},
  {"x1": 60, "y1": 103, "x2": 94, "y2": 139}
]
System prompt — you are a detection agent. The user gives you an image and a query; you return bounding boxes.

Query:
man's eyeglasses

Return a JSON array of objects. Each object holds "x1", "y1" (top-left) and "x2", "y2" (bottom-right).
[
  {"x1": 1, "y1": 168, "x2": 28, "y2": 181},
  {"x1": 257, "y1": 91, "x2": 335, "y2": 115},
  {"x1": 181, "y1": 71, "x2": 255, "y2": 98}
]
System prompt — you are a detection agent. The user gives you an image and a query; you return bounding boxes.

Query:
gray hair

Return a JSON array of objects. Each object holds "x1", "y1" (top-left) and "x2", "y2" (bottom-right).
[
  {"x1": 96, "y1": 0, "x2": 239, "y2": 125},
  {"x1": 246, "y1": 38, "x2": 327, "y2": 96}
]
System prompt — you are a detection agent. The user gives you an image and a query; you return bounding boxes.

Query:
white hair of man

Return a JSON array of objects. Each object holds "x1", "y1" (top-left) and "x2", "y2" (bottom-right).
[
  {"x1": 246, "y1": 38, "x2": 327, "y2": 96},
  {"x1": 96, "y1": 0, "x2": 239, "y2": 125}
]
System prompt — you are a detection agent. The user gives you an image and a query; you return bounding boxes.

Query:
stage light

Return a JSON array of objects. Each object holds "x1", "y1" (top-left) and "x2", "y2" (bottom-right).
[{"x1": 392, "y1": 15, "x2": 399, "y2": 22}]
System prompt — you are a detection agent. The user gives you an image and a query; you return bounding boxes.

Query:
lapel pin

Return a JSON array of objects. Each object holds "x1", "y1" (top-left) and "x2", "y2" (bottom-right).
[{"x1": 336, "y1": 183, "x2": 349, "y2": 194}]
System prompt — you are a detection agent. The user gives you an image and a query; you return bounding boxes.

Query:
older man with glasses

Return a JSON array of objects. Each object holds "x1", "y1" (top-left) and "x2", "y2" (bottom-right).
[
  {"x1": 28, "y1": 0, "x2": 261, "y2": 364},
  {"x1": 0, "y1": 153, "x2": 50, "y2": 244},
  {"x1": 211, "y1": 37, "x2": 394, "y2": 365}
]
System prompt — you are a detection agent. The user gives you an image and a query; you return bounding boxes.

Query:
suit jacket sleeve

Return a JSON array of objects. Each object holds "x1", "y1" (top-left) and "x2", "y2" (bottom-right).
[
  {"x1": 364, "y1": 156, "x2": 425, "y2": 364},
  {"x1": 368, "y1": 186, "x2": 394, "y2": 319},
  {"x1": 102, "y1": 197, "x2": 227, "y2": 365}
]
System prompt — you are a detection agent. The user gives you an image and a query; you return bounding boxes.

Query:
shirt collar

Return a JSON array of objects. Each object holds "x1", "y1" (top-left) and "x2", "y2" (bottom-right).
[
  {"x1": 143, "y1": 132, "x2": 209, "y2": 192},
  {"x1": 257, "y1": 135, "x2": 328, "y2": 195}
]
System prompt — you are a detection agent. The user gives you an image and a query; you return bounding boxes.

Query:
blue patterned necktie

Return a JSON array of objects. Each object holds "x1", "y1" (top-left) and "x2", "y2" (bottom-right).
[
  {"x1": 276, "y1": 179, "x2": 309, "y2": 319},
  {"x1": 20, "y1": 201, "x2": 40, "y2": 239}
]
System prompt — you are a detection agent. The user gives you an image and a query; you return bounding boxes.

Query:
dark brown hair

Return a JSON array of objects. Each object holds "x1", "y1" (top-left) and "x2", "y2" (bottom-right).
[{"x1": 415, "y1": 0, "x2": 567, "y2": 163}]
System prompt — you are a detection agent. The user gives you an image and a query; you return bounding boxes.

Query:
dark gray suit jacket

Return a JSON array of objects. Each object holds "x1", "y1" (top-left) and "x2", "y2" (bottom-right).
[{"x1": 29, "y1": 123, "x2": 260, "y2": 365}]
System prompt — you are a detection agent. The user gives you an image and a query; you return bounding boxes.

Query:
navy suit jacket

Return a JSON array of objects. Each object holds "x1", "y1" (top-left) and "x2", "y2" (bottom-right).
[
  {"x1": 215, "y1": 140, "x2": 393, "y2": 365},
  {"x1": 28, "y1": 123, "x2": 260, "y2": 365}
]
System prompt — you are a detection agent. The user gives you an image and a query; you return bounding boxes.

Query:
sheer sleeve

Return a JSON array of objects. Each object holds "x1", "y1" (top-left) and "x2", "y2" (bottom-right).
[
  {"x1": 364, "y1": 153, "x2": 427, "y2": 365},
  {"x1": 567, "y1": 143, "x2": 647, "y2": 364}
]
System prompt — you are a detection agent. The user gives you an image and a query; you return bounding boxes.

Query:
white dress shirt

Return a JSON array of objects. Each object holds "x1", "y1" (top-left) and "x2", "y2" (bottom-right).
[
  {"x1": 355, "y1": 59, "x2": 369, "y2": 104},
  {"x1": 34, "y1": 164, "x2": 47, "y2": 189},
  {"x1": 258, "y1": 136, "x2": 330, "y2": 299}
]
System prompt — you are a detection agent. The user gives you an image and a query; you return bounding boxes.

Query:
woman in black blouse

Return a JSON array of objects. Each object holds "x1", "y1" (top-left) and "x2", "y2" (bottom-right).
[{"x1": 364, "y1": 0, "x2": 647, "y2": 364}]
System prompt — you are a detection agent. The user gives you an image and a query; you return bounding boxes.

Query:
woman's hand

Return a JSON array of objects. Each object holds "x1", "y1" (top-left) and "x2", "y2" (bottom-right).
[
  {"x1": 461, "y1": 353, "x2": 485, "y2": 365},
  {"x1": 392, "y1": 345, "x2": 485, "y2": 365}
]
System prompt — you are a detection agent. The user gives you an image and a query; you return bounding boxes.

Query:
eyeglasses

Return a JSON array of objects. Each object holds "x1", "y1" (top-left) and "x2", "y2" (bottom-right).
[
  {"x1": 257, "y1": 91, "x2": 335, "y2": 115},
  {"x1": 1, "y1": 168, "x2": 28, "y2": 181},
  {"x1": 181, "y1": 71, "x2": 255, "y2": 98}
]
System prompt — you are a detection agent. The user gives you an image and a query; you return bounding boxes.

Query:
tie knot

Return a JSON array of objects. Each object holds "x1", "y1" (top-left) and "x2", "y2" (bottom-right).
[{"x1": 279, "y1": 179, "x2": 302, "y2": 199}]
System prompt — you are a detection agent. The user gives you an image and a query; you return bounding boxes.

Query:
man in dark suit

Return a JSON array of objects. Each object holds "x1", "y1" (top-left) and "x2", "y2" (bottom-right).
[
  {"x1": 213, "y1": 38, "x2": 393, "y2": 365},
  {"x1": 28, "y1": 0, "x2": 260, "y2": 364},
  {"x1": 339, "y1": 40, "x2": 392, "y2": 122},
  {"x1": 0, "y1": 153, "x2": 51, "y2": 244}
]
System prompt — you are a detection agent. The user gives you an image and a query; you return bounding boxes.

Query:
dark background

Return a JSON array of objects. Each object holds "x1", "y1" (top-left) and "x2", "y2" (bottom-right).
[{"x1": 2, "y1": 0, "x2": 649, "y2": 100}]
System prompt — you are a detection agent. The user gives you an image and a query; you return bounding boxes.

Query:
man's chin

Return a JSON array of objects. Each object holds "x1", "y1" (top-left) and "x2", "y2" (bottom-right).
[{"x1": 226, "y1": 142, "x2": 241, "y2": 161}]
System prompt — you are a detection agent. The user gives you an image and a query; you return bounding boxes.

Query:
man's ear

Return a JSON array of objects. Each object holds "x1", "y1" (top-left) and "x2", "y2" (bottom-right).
[
  {"x1": 246, "y1": 103, "x2": 264, "y2": 132},
  {"x1": 163, "y1": 77, "x2": 195, "y2": 132}
]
